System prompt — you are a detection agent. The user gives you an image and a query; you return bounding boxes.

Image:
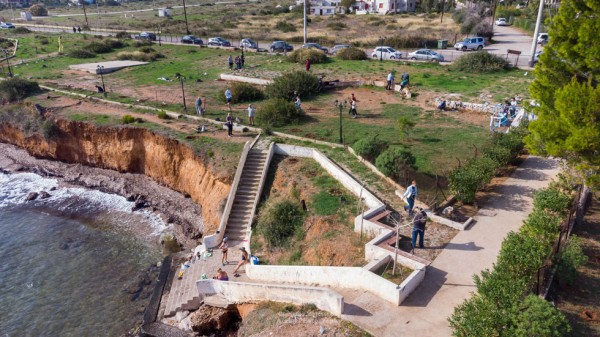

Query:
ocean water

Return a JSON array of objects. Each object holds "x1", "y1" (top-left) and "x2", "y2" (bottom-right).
[{"x1": 0, "y1": 172, "x2": 167, "y2": 337}]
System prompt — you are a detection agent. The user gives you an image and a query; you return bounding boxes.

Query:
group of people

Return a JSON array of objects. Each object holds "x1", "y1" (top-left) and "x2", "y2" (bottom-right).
[
  {"x1": 228, "y1": 55, "x2": 245, "y2": 70},
  {"x1": 72, "y1": 26, "x2": 82, "y2": 33},
  {"x1": 216, "y1": 237, "x2": 250, "y2": 278},
  {"x1": 386, "y1": 71, "x2": 410, "y2": 91},
  {"x1": 401, "y1": 180, "x2": 428, "y2": 250}
]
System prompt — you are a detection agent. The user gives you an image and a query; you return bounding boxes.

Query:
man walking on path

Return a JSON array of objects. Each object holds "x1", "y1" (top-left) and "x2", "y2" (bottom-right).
[
  {"x1": 225, "y1": 88, "x2": 232, "y2": 112},
  {"x1": 247, "y1": 104, "x2": 255, "y2": 126},
  {"x1": 195, "y1": 96, "x2": 204, "y2": 116},
  {"x1": 386, "y1": 71, "x2": 394, "y2": 90},
  {"x1": 411, "y1": 207, "x2": 427, "y2": 249},
  {"x1": 402, "y1": 180, "x2": 418, "y2": 216}
]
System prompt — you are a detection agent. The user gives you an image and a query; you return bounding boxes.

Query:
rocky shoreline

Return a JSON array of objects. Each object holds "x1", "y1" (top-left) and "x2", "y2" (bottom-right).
[{"x1": 0, "y1": 142, "x2": 205, "y2": 249}]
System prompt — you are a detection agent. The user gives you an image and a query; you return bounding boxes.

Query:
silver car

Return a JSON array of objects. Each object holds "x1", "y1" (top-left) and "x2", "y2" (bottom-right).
[
  {"x1": 371, "y1": 46, "x2": 402, "y2": 60},
  {"x1": 408, "y1": 49, "x2": 444, "y2": 61},
  {"x1": 332, "y1": 44, "x2": 351, "y2": 54},
  {"x1": 240, "y1": 38, "x2": 257, "y2": 49}
]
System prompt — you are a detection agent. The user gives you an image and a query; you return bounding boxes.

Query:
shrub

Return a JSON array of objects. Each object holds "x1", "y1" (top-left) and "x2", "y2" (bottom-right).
[
  {"x1": 287, "y1": 48, "x2": 328, "y2": 64},
  {"x1": 275, "y1": 21, "x2": 296, "y2": 32},
  {"x1": 103, "y1": 39, "x2": 126, "y2": 49},
  {"x1": 122, "y1": 115, "x2": 136, "y2": 124},
  {"x1": 29, "y1": 4, "x2": 48, "y2": 16},
  {"x1": 14, "y1": 27, "x2": 31, "y2": 34},
  {"x1": 255, "y1": 99, "x2": 302, "y2": 127},
  {"x1": 375, "y1": 147, "x2": 416, "y2": 181},
  {"x1": 506, "y1": 295, "x2": 571, "y2": 337},
  {"x1": 42, "y1": 119, "x2": 58, "y2": 139},
  {"x1": 352, "y1": 136, "x2": 388, "y2": 162},
  {"x1": 38, "y1": 37, "x2": 49, "y2": 45},
  {"x1": 230, "y1": 82, "x2": 264, "y2": 103},
  {"x1": 115, "y1": 31, "x2": 131, "y2": 39},
  {"x1": 68, "y1": 49, "x2": 96, "y2": 59},
  {"x1": 85, "y1": 42, "x2": 113, "y2": 54},
  {"x1": 496, "y1": 231, "x2": 549, "y2": 281},
  {"x1": 258, "y1": 199, "x2": 304, "y2": 247},
  {"x1": 449, "y1": 156, "x2": 497, "y2": 203},
  {"x1": 522, "y1": 209, "x2": 562, "y2": 243},
  {"x1": 0, "y1": 78, "x2": 41, "y2": 103},
  {"x1": 382, "y1": 35, "x2": 438, "y2": 49},
  {"x1": 137, "y1": 46, "x2": 156, "y2": 53},
  {"x1": 533, "y1": 187, "x2": 571, "y2": 216},
  {"x1": 473, "y1": 21, "x2": 494, "y2": 39},
  {"x1": 337, "y1": 47, "x2": 367, "y2": 60},
  {"x1": 157, "y1": 110, "x2": 170, "y2": 119},
  {"x1": 483, "y1": 145, "x2": 512, "y2": 167},
  {"x1": 326, "y1": 21, "x2": 347, "y2": 31},
  {"x1": 460, "y1": 16, "x2": 479, "y2": 34},
  {"x1": 452, "y1": 51, "x2": 509, "y2": 72},
  {"x1": 265, "y1": 71, "x2": 319, "y2": 100},
  {"x1": 555, "y1": 235, "x2": 588, "y2": 285},
  {"x1": 116, "y1": 51, "x2": 163, "y2": 62},
  {"x1": 133, "y1": 40, "x2": 153, "y2": 47}
]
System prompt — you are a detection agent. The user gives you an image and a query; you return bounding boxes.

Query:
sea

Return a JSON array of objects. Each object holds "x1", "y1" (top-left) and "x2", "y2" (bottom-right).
[{"x1": 0, "y1": 172, "x2": 171, "y2": 337}]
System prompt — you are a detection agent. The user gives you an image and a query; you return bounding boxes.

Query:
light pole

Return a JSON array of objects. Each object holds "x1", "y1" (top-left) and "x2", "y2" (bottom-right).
[
  {"x1": 97, "y1": 65, "x2": 106, "y2": 97},
  {"x1": 81, "y1": 0, "x2": 89, "y2": 28},
  {"x1": 528, "y1": 0, "x2": 545, "y2": 67},
  {"x1": 379, "y1": 36, "x2": 383, "y2": 62},
  {"x1": 303, "y1": 0, "x2": 308, "y2": 44},
  {"x1": 176, "y1": 73, "x2": 188, "y2": 113},
  {"x1": 335, "y1": 99, "x2": 346, "y2": 144},
  {"x1": 181, "y1": 0, "x2": 190, "y2": 35},
  {"x1": 3, "y1": 50, "x2": 13, "y2": 77}
]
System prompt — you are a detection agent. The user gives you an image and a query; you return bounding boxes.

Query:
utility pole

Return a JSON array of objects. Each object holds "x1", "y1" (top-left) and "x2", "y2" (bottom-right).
[
  {"x1": 379, "y1": 36, "x2": 383, "y2": 62},
  {"x1": 490, "y1": 0, "x2": 498, "y2": 34},
  {"x1": 81, "y1": 0, "x2": 89, "y2": 28},
  {"x1": 303, "y1": 0, "x2": 308, "y2": 44},
  {"x1": 177, "y1": 74, "x2": 188, "y2": 113},
  {"x1": 528, "y1": 0, "x2": 545, "y2": 67},
  {"x1": 440, "y1": 0, "x2": 445, "y2": 24},
  {"x1": 182, "y1": 0, "x2": 190, "y2": 34}
]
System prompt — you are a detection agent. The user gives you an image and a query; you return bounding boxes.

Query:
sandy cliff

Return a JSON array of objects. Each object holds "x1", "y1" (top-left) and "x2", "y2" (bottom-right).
[{"x1": 0, "y1": 119, "x2": 230, "y2": 234}]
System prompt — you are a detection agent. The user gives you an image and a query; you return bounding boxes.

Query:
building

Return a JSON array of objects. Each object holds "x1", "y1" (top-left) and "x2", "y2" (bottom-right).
[
  {"x1": 296, "y1": 0, "x2": 345, "y2": 16},
  {"x1": 354, "y1": 0, "x2": 416, "y2": 14}
]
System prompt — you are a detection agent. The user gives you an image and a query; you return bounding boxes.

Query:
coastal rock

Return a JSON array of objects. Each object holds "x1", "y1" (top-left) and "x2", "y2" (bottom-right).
[
  {"x1": 124, "y1": 283, "x2": 142, "y2": 295},
  {"x1": 39, "y1": 191, "x2": 51, "y2": 199},
  {"x1": 189, "y1": 305, "x2": 239, "y2": 334},
  {"x1": 25, "y1": 192, "x2": 39, "y2": 201}
]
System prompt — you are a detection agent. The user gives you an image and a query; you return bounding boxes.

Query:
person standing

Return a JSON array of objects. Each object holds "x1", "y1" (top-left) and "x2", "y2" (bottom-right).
[
  {"x1": 228, "y1": 55, "x2": 233, "y2": 69},
  {"x1": 195, "y1": 96, "x2": 204, "y2": 116},
  {"x1": 305, "y1": 58, "x2": 311, "y2": 72},
  {"x1": 349, "y1": 95, "x2": 357, "y2": 118},
  {"x1": 401, "y1": 72, "x2": 410, "y2": 85},
  {"x1": 295, "y1": 95, "x2": 301, "y2": 111},
  {"x1": 241, "y1": 54, "x2": 245, "y2": 68},
  {"x1": 225, "y1": 112, "x2": 233, "y2": 137},
  {"x1": 233, "y1": 247, "x2": 249, "y2": 277},
  {"x1": 225, "y1": 88, "x2": 232, "y2": 112},
  {"x1": 402, "y1": 180, "x2": 418, "y2": 216},
  {"x1": 235, "y1": 56, "x2": 241, "y2": 70},
  {"x1": 219, "y1": 237, "x2": 229, "y2": 265},
  {"x1": 386, "y1": 71, "x2": 394, "y2": 90},
  {"x1": 77, "y1": 26, "x2": 81, "y2": 33},
  {"x1": 247, "y1": 104, "x2": 255, "y2": 126},
  {"x1": 411, "y1": 208, "x2": 428, "y2": 249},
  {"x1": 72, "y1": 27, "x2": 76, "y2": 33}
]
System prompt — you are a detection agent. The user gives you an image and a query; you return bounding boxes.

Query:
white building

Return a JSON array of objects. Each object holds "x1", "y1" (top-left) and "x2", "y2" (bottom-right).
[
  {"x1": 296, "y1": 0, "x2": 345, "y2": 16},
  {"x1": 354, "y1": 0, "x2": 416, "y2": 14}
]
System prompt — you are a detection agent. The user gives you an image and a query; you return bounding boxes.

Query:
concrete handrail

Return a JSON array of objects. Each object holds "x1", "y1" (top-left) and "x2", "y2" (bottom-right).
[
  {"x1": 197, "y1": 279, "x2": 344, "y2": 317},
  {"x1": 203, "y1": 134, "x2": 260, "y2": 248}
]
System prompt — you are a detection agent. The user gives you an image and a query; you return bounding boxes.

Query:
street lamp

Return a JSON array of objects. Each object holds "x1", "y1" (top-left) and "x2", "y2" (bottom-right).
[
  {"x1": 3, "y1": 50, "x2": 13, "y2": 77},
  {"x1": 97, "y1": 65, "x2": 106, "y2": 97},
  {"x1": 379, "y1": 36, "x2": 383, "y2": 62},
  {"x1": 335, "y1": 99, "x2": 346, "y2": 144},
  {"x1": 176, "y1": 73, "x2": 188, "y2": 113}
]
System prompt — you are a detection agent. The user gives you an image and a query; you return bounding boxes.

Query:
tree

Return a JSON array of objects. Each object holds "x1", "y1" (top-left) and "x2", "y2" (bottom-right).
[
  {"x1": 375, "y1": 147, "x2": 417, "y2": 183},
  {"x1": 29, "y1": 4, "x2": 48, "y2": 16},
  {"x1": 397, "y1": 116, "x2": 416, "y2": 140},
  {"x1": 526, "y1": 0, "x2": 600, "y2": 187}
]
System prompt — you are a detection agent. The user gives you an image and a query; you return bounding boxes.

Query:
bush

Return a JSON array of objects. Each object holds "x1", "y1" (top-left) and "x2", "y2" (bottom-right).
[
  {"x1": 275, "y1": 21, "x2": 296, "y2": 32},
  {"x1": 42, "y1": 119, "x2": 58, "y2": 139},
  {"x1": 382, "y1": 35, "x2": 438, "y2": 49},
  {"x1": 326, "y1": 21, "x2": 347, "y2": 31},
  {"x1": 38, "y1": 37, "x2": 49, "y2": 45},
  {"x1": 352, "y1": 136, "x2": 388, "y2": 162},
  {"x1": 287, "y1": 48, "x2": 328, "y2": 64},
  {"x1": 29, "y1": 4, "x2": 48, "y2": 16},
  {"x1": 337, "y1": 47, "x2": 367, "y2": 60},
  {"x1": 133, "y1": 40, "x2": 153, "y2": 47},
  {"x1": 230, "y1": 82, "x2": 264, "y2": 103},
  {"x1": 157, "y1": 110, "x2": 170, "y2": 119},
  {"x1": 137, "y1": 46, "x2": 156, "y2": 53},
  {"x1": 258, "y1": 199, "x2": 304, "y2": 247},
  {"x1": 452, "y1": 51, "x2": 509, "y2": 72},
  {"x1": 68, "y1": 49, "x2": 96, "y2": 59},
  {"x1": 555, "y1": 235, "x2": 588, "y2": 285},
  {"x1": 449, "y1": 156, "x2": 497, "y2": 203},
  {"x1": 116, "y1": 51, "x2": 163, "y2": 62},
  {"x1": 115, "y1": 31, "x2": 131, "y2": 39},
  {"x1": 265, "y1": 71, "x2": 319, "y2": 100},
  {"x1": 375, "y1": 147, "x2": 416, "y2": 181},
  {"x1": 103, "y1": 39, "x2": 126, "y2": 49},
  {"x1": 85, "y1": 42, "x2": 113, "y2": 54},
  {"x1": 473, "y1": 21, "x2": 494, "y2": 40},
  {"x1": 255, "y1": 99, "x2": 302, "y2": 127},
  {"x1": 122, "y1": 115, "x2": 136, "y2": 124},
  {"x1": 483, "y1": 145, "x2": 512, "y2": 166},
  {"x1": 496, "y1": 231, "x2": 549, "y2": 280},
  {"x1": 506, "y1": 295, "x2": 571, "y2": 337},
  {"x1": 533, "y1": 187, "x2": 571, "y2": 216},
  {"x1": 522, "y1": 209, "x2": 562, "y2": 244},
  {"x1": 0, "y1": 78, "x2": 41, "y2": 103},
  {"x1": 14, "y1": 27, "x2": 31, "y2": 34}
]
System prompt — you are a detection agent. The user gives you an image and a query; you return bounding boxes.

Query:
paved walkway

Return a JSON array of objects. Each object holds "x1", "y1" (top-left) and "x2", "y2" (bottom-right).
[{"x1": 340, "y1": 156, "x2": 560, "y2": 337}]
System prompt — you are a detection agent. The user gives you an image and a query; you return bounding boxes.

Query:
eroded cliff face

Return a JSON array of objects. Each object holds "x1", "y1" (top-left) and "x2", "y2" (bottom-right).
[{"x1": 0, "y1": 120, "x2": 230, "y2": 233}]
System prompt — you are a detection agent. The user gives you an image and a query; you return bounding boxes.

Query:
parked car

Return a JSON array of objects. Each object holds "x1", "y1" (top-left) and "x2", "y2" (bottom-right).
[
  {"x1": 331, "y1": 44, "x2": 351, "y2": 55},
  {"x1": 135, "y1": 32, "x2": 157, "y2": 41},
  {"x1": 270, "y1": 41, "x2": 293, "y2": 53},
  {"x1": 240, "y1": 38, "x2": 258, "y2": 49},
  {"x1": 408, "y1": 49, "x2": 444, "y2": 62},
  {"x1": 301, "y1": 43, "x2": 328, "y2": 54},
  {"x1": 495, "y1": 18, "x2": 507, "y2": 26},
  {"x1": 537, "y1": 33, "x2": 548, "y2": 45},
  {"x1": 371, "y1": 46, "x2": 402, "y2": 60},
  {"x1": 0, "y1": 22, "x2": 15, "y2": 29},
  {"x1": 181, "y1": 35, "x2": 203, "y2": 45},
  {"x1": 454, "y1": 37, "x2": 485, "y2": 51},
  {"x1": 207, "y1": 37, "x2": 231, "y2": 47}
]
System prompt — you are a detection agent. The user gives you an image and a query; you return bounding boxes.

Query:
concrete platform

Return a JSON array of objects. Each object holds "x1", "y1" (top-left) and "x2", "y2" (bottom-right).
[{"x1": 69, "y1": 60, "x2": 148, "y2": 74}]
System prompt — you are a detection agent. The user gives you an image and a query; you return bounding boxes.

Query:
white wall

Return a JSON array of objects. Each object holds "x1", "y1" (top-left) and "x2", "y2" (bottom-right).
[{"x1": 197, "y1": 280, "x2": 344, "y2": 316}]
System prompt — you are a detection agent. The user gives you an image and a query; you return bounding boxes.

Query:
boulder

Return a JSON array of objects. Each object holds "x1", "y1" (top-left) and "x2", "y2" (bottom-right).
[
  {"x1": 25, "y1": 192, "x2": 39, "y2": 201},
  {"x1": 39, "y1": 191, "x2": 51, "y2": 199},
  {"x1": 189, "y1": 305, "x2": 239, "y2": 334}
]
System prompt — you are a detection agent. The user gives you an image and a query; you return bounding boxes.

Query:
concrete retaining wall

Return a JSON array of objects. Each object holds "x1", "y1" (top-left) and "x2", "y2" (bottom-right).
[
  {"x1": 197, "y1": 280, "x2": 344, "y2": 316},
  {"x1": 220, "y1": 74, "x2": 272, "y2": 85}
]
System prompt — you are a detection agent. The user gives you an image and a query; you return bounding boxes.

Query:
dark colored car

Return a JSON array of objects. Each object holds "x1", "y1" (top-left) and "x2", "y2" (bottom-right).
[
  {"x1": 270, "y1": 41, "x2": 293, "y2": 53},
  {"x1": 181, "y1": 35, "x2": 203, "y2": 45},
  {"x1": 207, "y1": 37, "x2": 231, "y2": 47},
  {"x1": 136, "y1": 32, "x2": 157, "y2": 41}
]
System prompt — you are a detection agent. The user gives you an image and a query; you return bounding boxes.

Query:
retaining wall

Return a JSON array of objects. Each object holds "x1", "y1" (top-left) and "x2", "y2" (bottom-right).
[{"x1": 197, "y1": 280, "x2": 344, "y2": 316}]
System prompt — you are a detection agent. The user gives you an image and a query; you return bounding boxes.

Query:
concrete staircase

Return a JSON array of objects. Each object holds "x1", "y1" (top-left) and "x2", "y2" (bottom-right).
[
  {"x1": 163, "y1": 258, "x2": 205, "y2": 317},
  {"x1": 224, "y1": 149, "x2": 268, "y2": 241}
]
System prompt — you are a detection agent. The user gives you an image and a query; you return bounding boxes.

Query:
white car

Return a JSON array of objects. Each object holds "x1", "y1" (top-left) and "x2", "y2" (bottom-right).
[
  {"x1": 408, "y1": 49, "x2": 444, "y2": 62},
  {"x1": 0, "y1": 22, "x2": 15, "y2": 29},
  {"x1": 495, "y1": 18, "x2": 507, "y2": 26},
  {"x1": 371, "y1": 46, "x2": 402, "y2": 60}
]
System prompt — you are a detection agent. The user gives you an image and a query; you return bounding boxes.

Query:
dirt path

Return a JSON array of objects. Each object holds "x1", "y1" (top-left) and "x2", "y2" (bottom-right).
[{"x1": 340, "y1": 156, "x2": 561, "y2": 337}]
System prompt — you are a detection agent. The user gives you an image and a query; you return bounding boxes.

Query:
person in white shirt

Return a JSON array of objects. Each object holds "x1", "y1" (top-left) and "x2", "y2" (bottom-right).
[
  {"x1": 386, "y1": 71, "x2": 394, "y2": 90},
  {"x1": 247, "y1": 104, "x2": 256, "y2": 126},
  {"x1": 402, "y1": 180, "x2": 418, "y2": 216}
]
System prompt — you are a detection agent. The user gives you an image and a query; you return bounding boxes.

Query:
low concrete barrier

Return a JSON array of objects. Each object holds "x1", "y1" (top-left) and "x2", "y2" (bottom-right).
[
  {"x1": 220, "y1": 74, "x2": 272, "y2": 85},
  {"x1": 197, "y1": 280, "x2": 344, "y2": 316}
]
